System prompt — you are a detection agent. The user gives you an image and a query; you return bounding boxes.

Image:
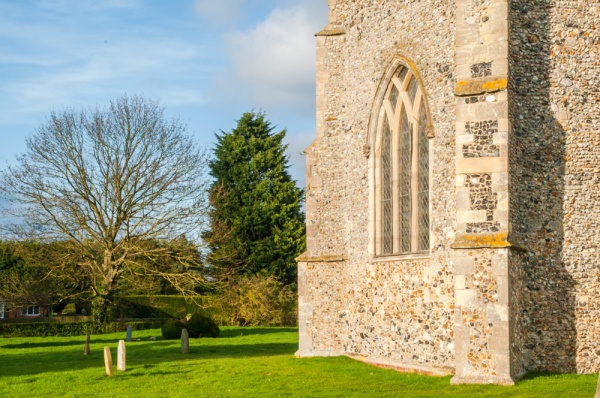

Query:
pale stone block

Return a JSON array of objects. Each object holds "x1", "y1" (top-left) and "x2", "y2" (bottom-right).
[
  {"x1": 457, "y1": 157, "x2": 508, "y2": 174},
  {"x1": 456, "y1": 64, "x2": 471, "y2": 80},
  {"x1": 496, "y1": 276, "x2": 509, "y2": 305},
  {"x1": 492, "y1": 250, "x2": 509, "y2": 276},
  {"x1": 473, "y1": 48, "x2": 492, "y2": 63},
  {"x1": 496, "y1": 193, "x2": 509, "y2": 211},
  {"x1": 455, "y1": 274, "x2": 466, "y2": 290},
  {"x1": 490, "y1": 322, "x2": 510, "y2": 354},
  {"x1": 456, "y1": 174, "x2": 466, "y2": 188},
  {"x1": 481, "y1": 34, "x2": 503, "y2": 49},
  {"x1": 458, "y1": 210, "x2": 487, "y2": 223},
  {"x1": 455, "y1": 31, "x2": 475, "y2": 47},
  {"x1": 481, "y1": 19, "x2": 508, "y2": 39},
  {"x1": 488, "y1": 322, "x2": 509, "y2": 347},
  {"x1": 499, "y1": 144, "x2": 508, "y2": 157},
  {"x1": 454, "y1": 256, "x2": 475, "y2": 275},
  {"x1": 494, "y1": 209, "x2": 509, "y2": 222},
  {"x1": 456, "y1": 188, "x2": 470, "y2": 210},
  {"x1": 456, "y1": 289, "x2": 478, "y2": 309},
  {"x1": 457, "y1": 101, "x2": 508, "y2": 122},
  {"x1": 457, "y1": 134, "x2": 474, "y2": 144},
  {"x1": 492, "y1": 172, "x2": 508, "y2": 186},
  {"x1": 497, "y1": 118, "x2": 509, "y2": 132},
  {"x1": 495, "y1": 90, "x2": 508, "y2": 102},
  {"x1": 488, "y1": 1, "x2": 509, "y2": 20},
  {"x1": 493, "y1": 40, "x2": 509, "y2": 59},
  {"x1": 492, "y1": 184, "x2": 508, "y2": 194},
  {"x1": 487, "y1": 304, "x2": 508, "y2": 322},
  {"x1": 493, "y1": 132, "x2": 508, "y2": 145},
  {"x1": 492, "y1": 58, "x2": 509, "y2": 76}
]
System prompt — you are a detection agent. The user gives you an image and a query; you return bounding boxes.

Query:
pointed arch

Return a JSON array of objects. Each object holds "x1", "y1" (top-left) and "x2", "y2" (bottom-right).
[{"x1": 367, "y1": 57, "x2": 433, "y2": 258}]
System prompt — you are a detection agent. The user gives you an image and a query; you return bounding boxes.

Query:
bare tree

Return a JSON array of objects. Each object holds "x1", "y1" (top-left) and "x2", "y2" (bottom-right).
[{"x1": 0, "y1": 95, "x2": 210, "y2": 321}]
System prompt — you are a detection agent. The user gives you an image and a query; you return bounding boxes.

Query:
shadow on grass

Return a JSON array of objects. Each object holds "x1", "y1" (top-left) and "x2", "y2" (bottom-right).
[
  {"x1": 0, "y1": 340, "x2": 298, "y2": 378},
  {"x1": 2, "y1": 338, "x2": 129, "y2": 350},
  {"x1": 517, "y1": 371, "x2": 592, "y2": 383},
  {"x1": 219, "y1": 327, "x2": 297, "y2": 338}
]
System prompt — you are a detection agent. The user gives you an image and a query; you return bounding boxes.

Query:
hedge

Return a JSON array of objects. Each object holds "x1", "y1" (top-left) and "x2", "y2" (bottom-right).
[
  {"x1": 115, "y1": 295, "x2": 206, "y2": 319},
  {"x1": 0, "y1": 320, "x2": 163, "y2": 338}
]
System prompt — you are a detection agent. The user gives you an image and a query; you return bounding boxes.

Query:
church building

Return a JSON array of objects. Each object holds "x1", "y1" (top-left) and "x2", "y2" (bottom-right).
[{"x1": 296, "y1": 0, "x2": 600, "y2": 384}]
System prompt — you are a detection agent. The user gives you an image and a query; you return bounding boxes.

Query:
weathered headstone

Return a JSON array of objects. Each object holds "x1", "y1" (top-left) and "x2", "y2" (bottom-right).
[
  {"x1": 117, "y1": 340, "x2": 126, "y2": 371},
  {"x1": 83, "y1": 333, "x2": 90, "y2": 355},
  {"x1": 125, "y1": 325, "x2": 133, "y2": 342},
  {"x1": 104, "y1": 347, "x2": 114, "y2": 377},
  {"x1": 595, "y1": 372, "x2": 600, "y2": 398},
  {"x1": 181, "y1": 328, "x2": 189, "y2": 354}
]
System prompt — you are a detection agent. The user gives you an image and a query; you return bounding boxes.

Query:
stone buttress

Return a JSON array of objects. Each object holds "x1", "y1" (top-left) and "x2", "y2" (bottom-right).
[{"x1": 451, "y1": 0, "x2": 522, "y2": 385}]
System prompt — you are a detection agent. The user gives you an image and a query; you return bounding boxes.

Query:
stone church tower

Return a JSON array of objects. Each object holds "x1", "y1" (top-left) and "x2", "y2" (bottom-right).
[{"x1": 297, "y1": 0, "x2": 600, "y2": 384}]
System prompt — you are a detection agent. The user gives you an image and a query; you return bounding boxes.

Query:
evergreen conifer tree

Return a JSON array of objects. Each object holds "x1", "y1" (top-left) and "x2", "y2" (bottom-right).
[{"x1": 204, "y1": 112, "x2": 305, "y2": 285}]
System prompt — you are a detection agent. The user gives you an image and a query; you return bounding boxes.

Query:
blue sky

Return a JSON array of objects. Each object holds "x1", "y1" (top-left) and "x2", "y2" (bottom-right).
[{"x1": 0, "y1": 0, "x2": 328, "y2": 185}]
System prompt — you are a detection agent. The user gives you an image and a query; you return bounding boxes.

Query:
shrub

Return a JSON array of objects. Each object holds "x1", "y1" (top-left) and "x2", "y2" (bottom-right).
[
  {"x1": 206, "y1": 274, "x2": 297, "y2": 326},
  {"x1": 161, "y1": 318, "x2": 186, "y2": 340},
  {"x1": 61, "y1": 303, "x2": 76, "y2": 315},
  {"x1": 0, "y1": 320, "x2": 161, "y2": 337},
  {"x1": 186, "y1": 314, "x2": 219, "y2": 338},
  {"x1": 114, "y1": 295, "x2": 205, "y2": 319}
]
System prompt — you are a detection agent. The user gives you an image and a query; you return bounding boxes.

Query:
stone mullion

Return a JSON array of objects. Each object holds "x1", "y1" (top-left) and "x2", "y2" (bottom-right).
[
  {"x1": 374, "y1": 108, "x2": 386, "y2": 256},
  {"x1": 389, "y1": 101, "x2": 401, "y2": 254},
  {"x1": 409, "y1": 91, "x2": 422, "y2": 252}
]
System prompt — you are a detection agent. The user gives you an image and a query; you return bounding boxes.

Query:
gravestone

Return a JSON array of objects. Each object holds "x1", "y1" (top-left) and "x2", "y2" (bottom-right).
[
  {"x1": 181, "y1": 328, "x2": 189, "y2": 354},
  {"x1": 117, "y1": 340, "x2": 126, "y2": 371},
  {"x1": 595, "y1": 372, "x2": 600, "y2": 398},
  {"x1": 104, "y1": 347, "x2": 114, "y2": 377},
  {"x1": 83, "y1": 333, "x2": 90, "y2": 355},
  {"x1": 125, "y1": 325, "x2": 133, "y2": 342}
]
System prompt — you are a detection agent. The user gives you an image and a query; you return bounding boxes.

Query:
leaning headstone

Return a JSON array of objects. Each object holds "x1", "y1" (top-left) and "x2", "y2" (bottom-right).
[
  {"x1": 104, "y1": 347, "x2": 114, "y2": 377},
  {"x1": 181, "y1": 328, "x2": 189, "y2": 354},
  {"x1": 117, "y1": 340, "x2": 126, "y2": 371},
  {"x1": 83, "y1": 333, "x2": 90, "y2": 355},
  {"x1": 595, "y1": 372, "x2": 600, "y2": 398},
  {"x1": 125, "y1": 325, "x2": 133, "y2": 342}
]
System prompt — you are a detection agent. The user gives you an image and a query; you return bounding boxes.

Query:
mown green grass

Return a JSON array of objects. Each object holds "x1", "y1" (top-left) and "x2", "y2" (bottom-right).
[{"x1": 0, "y1": 327, "x2": 596, "y2": 397}]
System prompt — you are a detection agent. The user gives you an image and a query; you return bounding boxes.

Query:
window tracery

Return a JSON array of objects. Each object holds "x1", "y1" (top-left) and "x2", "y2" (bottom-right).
[{"x1": 376, "y1": 65, "x2": 430, "y2": 256}]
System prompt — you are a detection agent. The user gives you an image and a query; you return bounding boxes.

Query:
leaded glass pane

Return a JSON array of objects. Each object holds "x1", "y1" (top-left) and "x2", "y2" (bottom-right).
[
  {"x1": 381, "y1": 116, "x2": 393, "y2": 254},
  {"x1": 407, "y1": 75, "x2": 419, "y2": 103},
  {"x1": 417, "y1": 103, "x2": 430, "y2": 251},
  {"x1": 398, "y1": 66, "x2": 408, "y2": 83},
  {"x1": 389, "y1": 85, "x2": 400, "y2": 111},
  {"x1": 399, "y1": 107, "x2": 411, "y2": 253}
]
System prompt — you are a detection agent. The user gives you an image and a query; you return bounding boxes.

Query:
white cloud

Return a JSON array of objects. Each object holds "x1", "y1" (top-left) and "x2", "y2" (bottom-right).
[{"x1": 224, "y1": 3, "x2": 327, "y2": 112}]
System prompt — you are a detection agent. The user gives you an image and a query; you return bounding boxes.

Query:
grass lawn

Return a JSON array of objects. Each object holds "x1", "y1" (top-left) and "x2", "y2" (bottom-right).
[{"x1": 0, "y1": 327, "x2": 596, "y2": 397}]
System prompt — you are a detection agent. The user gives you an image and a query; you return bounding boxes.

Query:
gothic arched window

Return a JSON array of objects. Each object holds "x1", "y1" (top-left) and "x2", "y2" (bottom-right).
[{"x1": 376, "y1": 64, "x2": 430, "y2": 256}]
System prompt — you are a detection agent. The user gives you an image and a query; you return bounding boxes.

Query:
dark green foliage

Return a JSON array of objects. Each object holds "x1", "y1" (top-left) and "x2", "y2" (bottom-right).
[
  {"x1": 0, "y1": 320, "x2": 161, "y2": 337},
  {"x1": 203, "y1": 112, "x2": 305, "y2": 285},
  {"x1": 186, "y1": 313, "x2": 220, "y2": 338},
  {"x1": 161, "y1": 318, "x2": 186, "y2": 340},
  {"x1": 114, "y1": 295, "x2": 206, "y2": 319},
  {"x1": 0, "y1": 240, "x2": 87, "y2": 308},
  {"x1": 206, "y1": 274, "x2": 297, "y2": 326}
]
